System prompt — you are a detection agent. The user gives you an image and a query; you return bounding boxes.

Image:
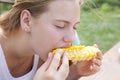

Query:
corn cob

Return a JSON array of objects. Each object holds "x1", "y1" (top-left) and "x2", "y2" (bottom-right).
[{"x1": 52, "y1": 45, "x2": 100, "y2": 62}]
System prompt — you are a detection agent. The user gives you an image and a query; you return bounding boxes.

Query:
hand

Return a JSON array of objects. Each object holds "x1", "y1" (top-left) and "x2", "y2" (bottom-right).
[
  {"x1": 66, "y1": 45, "x2": 103, "y2": 80},
  {"x1": 34, "y1": 49, "x2": 69, "y2": 80},
  {"x1": 75, "y1": 45, "x2": 102, "y2": 76},
  {"x1": 76, "y1": 51, "x2": 102, "y2": 76}
]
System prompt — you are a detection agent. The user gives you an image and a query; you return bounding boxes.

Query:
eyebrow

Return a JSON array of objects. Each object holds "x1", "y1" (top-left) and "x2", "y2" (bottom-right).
[{"x1": 54, "y1": 19, "x2": 80, "y2": 25}]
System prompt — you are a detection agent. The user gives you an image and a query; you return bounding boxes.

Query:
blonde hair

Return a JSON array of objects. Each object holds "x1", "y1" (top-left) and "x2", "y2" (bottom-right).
[
  {"x1": 0, "y1": 0, "x2": 55, "y2": 33},
  {"x1": 0, "y1": 0, "x2": 82, "y2": 33}
]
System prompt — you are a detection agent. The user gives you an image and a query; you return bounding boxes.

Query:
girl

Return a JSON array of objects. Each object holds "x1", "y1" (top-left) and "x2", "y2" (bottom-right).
[{"x1": 0, "y1": 0, "x2": 102, "y2": 80}]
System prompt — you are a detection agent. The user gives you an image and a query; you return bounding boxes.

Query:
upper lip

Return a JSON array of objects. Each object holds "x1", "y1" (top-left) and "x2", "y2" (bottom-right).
[
  {"x1": 59, "y1": 44, "x2": 72, "y2": 48},
  {"x1": 52, "y1": 44, "x2": 72, "y2": 51}
]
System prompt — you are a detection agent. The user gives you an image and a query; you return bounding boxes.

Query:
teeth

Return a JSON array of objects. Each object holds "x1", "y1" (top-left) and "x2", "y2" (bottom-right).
[{"x1": 52, "y1": 45, "x2": 100, "y2": 62}]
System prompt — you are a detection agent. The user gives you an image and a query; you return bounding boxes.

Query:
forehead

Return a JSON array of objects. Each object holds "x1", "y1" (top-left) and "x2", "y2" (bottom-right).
[
  {"x1": 49, "y1": 0, "x2": 80, "y2": 7},
  {"x1": 45, "y1": 0, "x2": 80, "y2": 21}
]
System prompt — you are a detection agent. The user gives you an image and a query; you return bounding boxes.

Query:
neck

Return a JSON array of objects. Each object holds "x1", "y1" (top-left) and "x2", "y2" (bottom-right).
[
  {"x1": 1, "y1": 28, "x2": 34, "y2": 57},
  {"x1": 7, "y1": 54, "x2": 34, "y2": 77},
  {"x1": 0, "y1": 29, "x2": 36, "y2": 77}
]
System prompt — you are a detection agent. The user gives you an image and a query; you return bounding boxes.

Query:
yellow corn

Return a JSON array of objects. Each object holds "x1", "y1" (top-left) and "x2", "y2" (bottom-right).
[{"x1": 52, "y1": 45, "x2": 100, "y2": 62}]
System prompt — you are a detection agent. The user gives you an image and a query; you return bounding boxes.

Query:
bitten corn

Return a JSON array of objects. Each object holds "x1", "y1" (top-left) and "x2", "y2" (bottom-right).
[{"x1": 52, "y1": 45, "x2": 100, "y2": 62}]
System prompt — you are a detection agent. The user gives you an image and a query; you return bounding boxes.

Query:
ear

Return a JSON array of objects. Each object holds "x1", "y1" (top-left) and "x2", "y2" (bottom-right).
[{"x1": 20, "y1": 10, "x2": 31, "y2": 32}]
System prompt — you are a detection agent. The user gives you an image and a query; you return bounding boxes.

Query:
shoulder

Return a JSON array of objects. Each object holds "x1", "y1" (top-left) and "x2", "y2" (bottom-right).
[{"x1": 0, "y1": 28, "x2": 7, "y2": 44}]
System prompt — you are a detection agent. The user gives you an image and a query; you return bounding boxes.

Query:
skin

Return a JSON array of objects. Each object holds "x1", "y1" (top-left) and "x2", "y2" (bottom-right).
[{"x1": 0, "y1": 0, "x2": 102, "y2": 80}]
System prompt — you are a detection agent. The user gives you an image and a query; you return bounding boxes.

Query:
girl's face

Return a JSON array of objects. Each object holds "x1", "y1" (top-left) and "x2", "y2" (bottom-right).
[{"x1": 30, "y1": 0, "x2": 80, "y2": 61}]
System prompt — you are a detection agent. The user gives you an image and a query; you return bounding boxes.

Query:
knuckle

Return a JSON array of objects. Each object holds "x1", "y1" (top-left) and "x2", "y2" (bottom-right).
[
  {"x1": 45, "y1": 72, "x2": 55, "y2": 80},
  {"x1": 54, "y1": 56, "x2": 60, "y2": 61},
  {"x1": 62, "y1": 62, "x2": 69, "y2": 68},
  {"x1": 53, "y1": 57, "x2": 60, "y2": 66},
  {"x1": 59, "y1": 65, "x2": 69, "y2": 75},
  {"x1": 62, "y1": 59, "x2": 69, "y2": 67},
  {"x1": 58, "y1": 72, "x2": 69, "y2": 80}
]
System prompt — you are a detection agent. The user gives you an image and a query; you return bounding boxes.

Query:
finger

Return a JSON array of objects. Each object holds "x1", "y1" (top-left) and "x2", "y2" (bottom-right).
[
  {"x1": 58, "y1": 52, "x2": 69, "y2": 78},
  {"x1": 92, "y1": 44, "x2": 103, "y2": 60},
  {"x1": 96, "y1": 51, "x2": 103, "y2": 60},
  {"x1": 58, "y1": 52, "x2": 69, "y2": 71},
  {"x1": 38, "y1": 52, "x2": 53, "y2": 72},
  {"x1": 90, "y1": 63, "x2": 101, "y2": 73},
  {"x1": 48, "y1": 49, "x2": 63, "y2": 71},
  {"x1": 34, "y1": 53, "x2": 53, "y2": 80},
  {"x1": 92, "y1": 58, "x2": 102, "y2": 66}
]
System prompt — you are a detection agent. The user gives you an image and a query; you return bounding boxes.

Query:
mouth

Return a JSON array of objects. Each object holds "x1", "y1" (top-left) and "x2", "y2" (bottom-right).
[{"x1": 51, "y1": 46, "x2": 71, "y2": 51}]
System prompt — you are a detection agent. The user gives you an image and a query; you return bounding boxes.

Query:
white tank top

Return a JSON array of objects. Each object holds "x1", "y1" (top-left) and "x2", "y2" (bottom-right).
[{"x1": 0, "y1": 46, "x2": 39, "y2": 80}]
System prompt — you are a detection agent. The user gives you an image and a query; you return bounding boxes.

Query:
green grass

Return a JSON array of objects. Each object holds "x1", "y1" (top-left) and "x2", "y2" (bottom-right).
[
  {"x1": 77, "y1": 9, "x2": 120, "y2": 53},
  {"x1": 0, "y1": 2, "x2": 12, "y2": 13}
]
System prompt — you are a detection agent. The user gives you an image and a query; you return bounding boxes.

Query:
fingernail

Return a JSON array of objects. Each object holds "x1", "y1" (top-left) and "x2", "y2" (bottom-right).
[
  {"x1": 57, "y1": 49, "x2": 63, "y2": 54},
  {"x1": 92, "y1": 64, "x2": 96, "y2": 68},
  {"x1": 48, "y1": 52, "x2": 52, "y2": 58},
  {"x1": 59, "y1": 49, "x2": 63, "y2": 52},
  {"x1": 90, "y1": 64, "x2": 96, "y2": 70},
  {"x1": 93, "y1": 58, "x2": 97, "y2": 61},
  {"x1": 90, "y1": 65, "x2": 93, "y2": 70},
  {"x1": 73, "y1": 62, "x2": 77, "y2": 65},
  {"x1": 93, "y1": 64, "x2": 96, "y2": 68},
  {"x1": 65, "y1": 52, "x2": 68, "y2": 56}
]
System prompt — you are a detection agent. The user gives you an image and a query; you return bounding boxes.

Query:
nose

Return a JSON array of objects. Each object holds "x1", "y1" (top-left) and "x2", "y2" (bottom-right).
[{"x1": 63, "y1": 31, "x2": 75, "y2": 44}]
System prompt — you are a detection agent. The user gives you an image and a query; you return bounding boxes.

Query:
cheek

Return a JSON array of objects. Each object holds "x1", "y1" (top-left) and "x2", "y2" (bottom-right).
[
  {"x1": 30, "y1": 24, "x2": 61, "y2": 58},
  {"x1": 44, "y1": 28, "x2": 60, "y2": 47}
]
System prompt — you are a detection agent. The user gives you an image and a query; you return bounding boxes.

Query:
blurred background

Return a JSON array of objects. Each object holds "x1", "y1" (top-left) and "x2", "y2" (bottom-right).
[{"x1": 0, "y1": 0, "x2": 120, "y2": 53}]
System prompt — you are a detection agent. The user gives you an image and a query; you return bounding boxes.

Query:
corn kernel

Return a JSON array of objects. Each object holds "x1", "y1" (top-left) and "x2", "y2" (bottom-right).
[{"x1": 52, "y1": 45, "x2": 100, "y2": 62}]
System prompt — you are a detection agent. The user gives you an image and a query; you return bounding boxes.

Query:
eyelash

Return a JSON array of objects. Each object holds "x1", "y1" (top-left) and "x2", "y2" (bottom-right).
[
  {"x1": 73, "y1": 27, "x2": 77, "y2": 30},
  {"x1": 55, "y1": 25, "x2": 77, "y2": 30},
  {"x1": 55, "y1": 25, "x2": 65, "y2": 29},
  {"x1": 74, "y1": 24, "x2": 79, "y2": 30}
]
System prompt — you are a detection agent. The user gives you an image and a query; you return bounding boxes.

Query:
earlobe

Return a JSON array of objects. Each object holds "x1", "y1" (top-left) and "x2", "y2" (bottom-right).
[
  {"x1": 23, "y1": 26, "x2": 30, "y2": 32},
  {"x1": 20, "y1": 10, "x2": 31, "y2": 32}
]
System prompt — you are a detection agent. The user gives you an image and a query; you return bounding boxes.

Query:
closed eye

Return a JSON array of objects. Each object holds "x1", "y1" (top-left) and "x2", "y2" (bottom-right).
[
  {"x1": 73, "y1": 27, "x2": 77, "y2": 30},
  {"x1": 55, "y1": 25, "x2": 65, "y2": 29},
  {"x1": 55, "y1": 26, "x2": 64, "y2": 29},
  {"x1": 73, "y1": 22, "x2": 80, "y2": 30}
]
